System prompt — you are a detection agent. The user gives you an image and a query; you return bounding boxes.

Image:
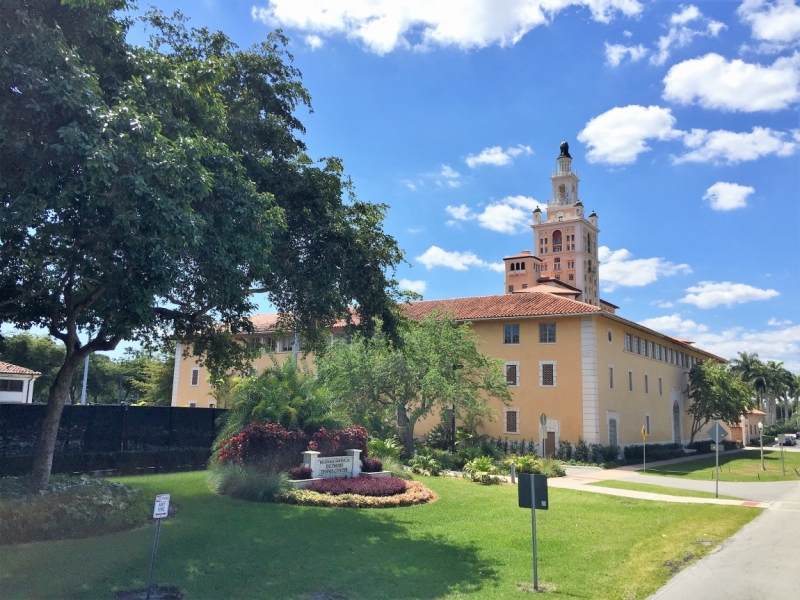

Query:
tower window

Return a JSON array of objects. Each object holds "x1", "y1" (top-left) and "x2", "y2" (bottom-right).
[
  {"x1": 521, "y1": 262, "x2": 525, "y2": 270},
  {"x1": 552, "y1": 230, "x2": 562, "y2": 252},
  {"x1": 510, "y1": 263, "x2": 515, "y2": 271}
]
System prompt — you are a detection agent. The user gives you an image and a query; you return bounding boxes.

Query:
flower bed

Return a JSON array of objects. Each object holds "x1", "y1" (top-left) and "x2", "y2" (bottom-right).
[
  {"x1": 307, "y1": 476, "x2": 406, "y2": 496},
  {"x1": 281, "y1": 480, "x2": 436, "y2": 508}
]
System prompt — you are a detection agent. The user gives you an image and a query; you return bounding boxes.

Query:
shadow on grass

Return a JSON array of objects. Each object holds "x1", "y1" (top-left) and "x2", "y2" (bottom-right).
[{"x1": 0, "y1": 484, "x2": 499, "y2": 600}]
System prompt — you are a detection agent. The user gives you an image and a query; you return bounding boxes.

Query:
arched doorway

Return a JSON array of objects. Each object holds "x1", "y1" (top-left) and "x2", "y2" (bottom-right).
[{"x1": 672, "y1": 400, "x2": 681, "y2": 443}]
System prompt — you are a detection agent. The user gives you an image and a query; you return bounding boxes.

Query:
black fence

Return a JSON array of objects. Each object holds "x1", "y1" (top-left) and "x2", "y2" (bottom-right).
[{"x1": 0, "y1": 404, "x2": 227, "y2": 476}]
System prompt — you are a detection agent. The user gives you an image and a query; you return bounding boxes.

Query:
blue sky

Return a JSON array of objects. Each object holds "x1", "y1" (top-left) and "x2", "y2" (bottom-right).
[{"x1": 47, "y1": 1, "x2": 800, "y2": 369}]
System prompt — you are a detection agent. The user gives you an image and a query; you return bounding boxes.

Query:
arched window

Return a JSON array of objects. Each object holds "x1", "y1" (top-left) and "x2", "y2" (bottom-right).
[
  {"x1": 521, "y1": 262, "x2": 525, "y2": 270},
  {"x1": 552, "y1": 230, "x2": 562, "y2": 252},
  {"x1": 510, "y1": 263, "x2": 515, "y2": 271}
]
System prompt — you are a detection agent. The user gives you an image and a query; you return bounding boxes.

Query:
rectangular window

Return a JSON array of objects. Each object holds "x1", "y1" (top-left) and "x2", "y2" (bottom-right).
[
  {"x1": 646, "y1": 414, "x2": 651, "y2": 435},
  {"x1": 508, "y1": 285, "x2": 514, "y2": 292},
  {"x1": 625, "y1": 333, "x2": 632, "y2": 352},
  {"x1": 190, "y1": 368, "x2": 199, "y2": 387},
  {"x1": 281, "y1": 337, "x2": 294, "y2": 353},
  {"x1": 504, "y1": 324, "x2": 520, "y2": 344},
  {"x1": 540, "y1": 362, "x2": 556, "y2": 387},
  {"x1": 0, "y1": 379, "x2": 24, "y2": 392},
  {"x1": 659, "y1": 377, "x2": 663, "y2": 396},
  {"x1": 669, "y1": 348, "x2": 674, "y2": 363},
  {"x1": 634, "y1": 337, "x2": 639, "y2": 354},
  {"x1": 648, "y1": 341, "x2": 654, "y2": 358},
  {"x1": 628, "y1": 370, "x2": 634, "y2": 392},
  {"x1": 644, "y1": 374, "x2": 649, "y2": 394},
  {"x1": 539, "y1": 322, "x2": 556, "y2": 343},
  {"x1": 505, "y1": 362, "x2": 519, "y2": 386},
  {"x1": 189, "y1": 402, "x2": 197, "y2": 408},
  {"x1": 655, "y1": 344, "x2": 661, "y2": 361},
  {"x1": 609, "y1": 367, "x2": 614, "y2": 389},
  {"x1": 208, "y1": 403, "x2": 215, "y2": 408},
  {"x1": 504, "y1": 408, "x2": 520, "y2": 434}
]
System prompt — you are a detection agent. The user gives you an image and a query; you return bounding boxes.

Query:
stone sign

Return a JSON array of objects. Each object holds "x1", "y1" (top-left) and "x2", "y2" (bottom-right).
[{"x1": 317, "y1": 456, "x2": 353, "y2": 479}]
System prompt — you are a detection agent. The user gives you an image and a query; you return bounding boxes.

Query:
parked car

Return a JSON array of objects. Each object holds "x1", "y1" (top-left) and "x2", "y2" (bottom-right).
[{"x1": 783, "y1": 434, "x2": 796, "y2": 446}]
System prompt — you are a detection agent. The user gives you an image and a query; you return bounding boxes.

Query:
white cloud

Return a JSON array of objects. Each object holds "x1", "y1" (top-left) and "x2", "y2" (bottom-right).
[
  {"x1": 702, "y1": 182, "x2": 755, "y2": 211},
  {"x1": 639, "y1": 313, "x2": 709, "y2": 336},
  {"x1": 623, "y1": 30, "x2": 633, "y2": 37},
  {"x1": 679, "y1": 281, "x2": 780, "y2": 308},
  {"x1": 407, "y1": 227, "x2": 422, "y2": 233},
  {"x1": 738, "y1": 0, "x2": 800, "y2": 46},
  {"x1": 651, "y1": 300, "x2": 675, "y2": 308},
  {"x1": 251, "y1": 0, "x2": 643, "y2": 55},
  {"x1": 649, "y1": 5, "x2": 726, "y2": 66},
  {"x1": 604, "y1": 42, "x2": 648, "y2": 66},
  {"x1": 399, "y1": 278, "x2": 427, "y2": 294},
  {"x1": 304, "y1": 34, "x2": 324, "y2": 49},
  {"x1": 416, "y1": 246, "x2": 504, "y2": 272},
  {"x1": 663, "y1": 52, "x2": 800, "y2": 112},
  {"x1": 598, "y1": 246, "x2": 692, "y2": 292},
  {"x1": 437, "y1": 164, "x2": 461, "y2": 188},
  {"x1": 577, "y1": 105, "x2": 681, "y2": 164},
  {"x1": 768, "y1": 317, "x2": 793, "y2": 326},
  {"x1": 465, "y1": 144, "x2": 532, "y2": 168},
  {"x1": 674, "y1": 126, "x2": 798, "y2": 164},
  {"x1": 445, "y1": 196, "x2": 544, "y2": 234}
]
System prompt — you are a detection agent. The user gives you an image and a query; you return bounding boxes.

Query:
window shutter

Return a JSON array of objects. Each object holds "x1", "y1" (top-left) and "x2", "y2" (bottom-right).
[
  {"x1": 506, "y1": 363, "x2": 518, "y2": 385},
  {"x1": 542, "y1": 363, "x2": 554, "y2": 386},
  {"x1": 505, "y1": 409, "x2": 519, "y2": 434}
]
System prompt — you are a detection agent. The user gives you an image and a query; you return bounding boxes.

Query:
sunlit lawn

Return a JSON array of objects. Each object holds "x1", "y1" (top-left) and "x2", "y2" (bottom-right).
[
  {"x1": 648, "y1": 449, "x2": 800, "y2": 482},
  {"x1": 588, "y1": 480, "x2": 741, "y2": 500},
  {"x1": 0, "y1": 471, "x2": 759, "y2": 600}
]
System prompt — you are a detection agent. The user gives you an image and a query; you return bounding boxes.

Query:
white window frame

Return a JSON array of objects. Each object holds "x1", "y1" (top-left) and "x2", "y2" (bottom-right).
[
  {"x1": 539, "y1": 361, "x2": 557, "y2": 387},
  {"x1": 503, "y1": 407, "x2": 520, "y2": 435},
  {"x1": 190, "y1": 368, "x2": 200, "y2": 387},
  {"x1": 208, "y1": 403, "x2": 215, "y2": 409},
  {"x1": 505, "y1": 361, "x2": 520, "y2": 387}
]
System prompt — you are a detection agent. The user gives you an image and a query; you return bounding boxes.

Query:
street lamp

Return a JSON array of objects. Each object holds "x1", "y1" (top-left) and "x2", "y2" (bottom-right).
[{"x1": 758, "y1": 421, "x2": 765, "y2": 471}]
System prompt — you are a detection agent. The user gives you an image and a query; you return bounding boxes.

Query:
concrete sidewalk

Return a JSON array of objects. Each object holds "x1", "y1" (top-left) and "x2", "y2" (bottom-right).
[{"x1": 647, "y1": 481, "x2": 800, "y2": 599}]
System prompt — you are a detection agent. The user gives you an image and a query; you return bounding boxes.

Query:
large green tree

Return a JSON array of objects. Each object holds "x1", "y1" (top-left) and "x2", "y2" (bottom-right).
[
  {"x1": 317, "y1": 312, "x2": 512, "y2": 455},
  {"x1": 686, "y1": 361, "x2": 753, "y2": 443},
  {"x1": 0, "y1": 1, "x2": 402, "y2": 488}
]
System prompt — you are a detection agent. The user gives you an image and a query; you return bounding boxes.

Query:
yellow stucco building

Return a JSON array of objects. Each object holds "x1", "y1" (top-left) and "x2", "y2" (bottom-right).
[{"x1": 171, "y1": 142, "x2": 723, "y2": 450}]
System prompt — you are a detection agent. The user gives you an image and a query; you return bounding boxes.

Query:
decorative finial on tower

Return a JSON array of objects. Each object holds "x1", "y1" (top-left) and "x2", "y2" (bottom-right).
[{"x1": 559, "y1": 141, "x2": 571, "y2": 158}]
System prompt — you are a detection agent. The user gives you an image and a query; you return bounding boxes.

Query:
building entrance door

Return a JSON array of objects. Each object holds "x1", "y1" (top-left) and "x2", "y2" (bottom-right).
[{"x1": 544, "y1": 432, "x2": 556, "y2": 457}]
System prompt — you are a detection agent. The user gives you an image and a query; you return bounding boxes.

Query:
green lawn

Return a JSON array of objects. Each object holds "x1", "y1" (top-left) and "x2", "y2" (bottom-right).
[
  {"x1": 588, "y1": 479, "x2": 741, "y2": 500},
  {"x1": 0, "y1": 471, "x2": 759, "y2": 600},
  {"x1": 648, "y1": 449, "x2": 800, "y2": 482}
]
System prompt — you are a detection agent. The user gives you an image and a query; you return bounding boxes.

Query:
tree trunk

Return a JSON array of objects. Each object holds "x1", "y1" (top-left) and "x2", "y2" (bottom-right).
[
  {"x1": 397, "y1": 406, "x2": 414, "y2": 457},
  {"x1": 29, "y1": 354, "x2": 83, "y2": 490}
]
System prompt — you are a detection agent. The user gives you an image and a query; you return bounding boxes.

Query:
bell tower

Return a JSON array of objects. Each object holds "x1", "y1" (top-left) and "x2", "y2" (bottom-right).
[{"x1": 530, "y1": 142, "x2": 601, "y2": 306}]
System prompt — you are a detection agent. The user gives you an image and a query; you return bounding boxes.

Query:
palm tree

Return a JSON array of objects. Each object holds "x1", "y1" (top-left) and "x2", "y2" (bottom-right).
[
  {"x1": 729, "y1": 352, "x2": 767, "y2": 416},
  {"x1": 762, "y1": 361, "x2": 795, "y2": 425}
]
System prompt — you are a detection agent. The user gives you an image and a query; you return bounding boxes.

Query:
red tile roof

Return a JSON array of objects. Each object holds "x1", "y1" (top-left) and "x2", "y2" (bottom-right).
[
  {"x1": 504, "y1": 251, "x2": 541, "y2": 261},
  {"x1": 249, "y1": 313, "x2": 354, "y2": 333},
  {"x1": 0, "y1": 361, "x2": 41, "y2": 376},
  {"x1": 401, "y1": 292, "x2": 601, "y2": 321}
]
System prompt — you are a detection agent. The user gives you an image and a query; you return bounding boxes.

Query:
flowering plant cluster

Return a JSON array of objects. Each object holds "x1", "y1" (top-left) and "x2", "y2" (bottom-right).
[
  {"x1": 289, "y1": 465, "x2": 313, "y2": 480},
  {"x1": 310, "y1": 425, "x2": 369, "y2": 457},
  {"x1": 282, "y1": 480, "x2": 435, "y2": 509},
  {"x1": 307, "y1": 476, "x2": 406, "y2": 497},
  {"x1": 360, "y1": 458, "x2": 383, "y2": 473},
  {"x1": 217, "y1": 423, "x2": 369, "y2": 473}
]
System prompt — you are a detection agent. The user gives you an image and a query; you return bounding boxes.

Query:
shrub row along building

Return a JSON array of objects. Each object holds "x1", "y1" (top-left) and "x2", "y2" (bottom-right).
[{"x1": 172, "y1": 143, "x2": 724, "y2": 450}]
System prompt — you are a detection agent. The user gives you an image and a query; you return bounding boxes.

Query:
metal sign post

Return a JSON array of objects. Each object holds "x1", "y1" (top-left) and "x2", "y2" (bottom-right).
[
  {"x1": 147, "y1": 494, "x2": 170, "y2": 600},
  {"x1": 707, "y1": 421, "x2": 727, "y2": 499},
  {"x1": 518, "y1": 473, "x2": 548, "y2": 592},
  {"x1": 641, "y1": 426, "x2": 647, "y2": 473},
  {"x1": 539, "y1": 413, "x2": 547, "y2": 458}
]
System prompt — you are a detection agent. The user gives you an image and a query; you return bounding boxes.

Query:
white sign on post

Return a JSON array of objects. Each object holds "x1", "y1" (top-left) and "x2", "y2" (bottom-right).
[
  {"x1": 317, "y1": 456, "x2": 353, "y2": 478},
  {"x1": 153, "y1": 494, "x2": 170, "y2": 519}
]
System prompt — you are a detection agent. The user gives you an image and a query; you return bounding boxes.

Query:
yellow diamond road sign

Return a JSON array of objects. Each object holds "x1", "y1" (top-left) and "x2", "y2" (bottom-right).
[{"x1": 641, "y1": 426, "x2": 647, "y2": 440}]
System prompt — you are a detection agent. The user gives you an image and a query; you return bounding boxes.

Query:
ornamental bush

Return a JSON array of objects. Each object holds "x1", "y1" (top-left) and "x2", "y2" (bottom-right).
[
  {"x1": 361, "y1": 458, "x2": 383, "y2": 473},
  {"x1": 217, "y1": 423, "x2": 369, "y2": 473},
  {"x1": 289, "y1": 465, "x2": 312, "y2": 480},
  {"x1": 307, "y1": 476, "x2": 407, "y2": 497}
]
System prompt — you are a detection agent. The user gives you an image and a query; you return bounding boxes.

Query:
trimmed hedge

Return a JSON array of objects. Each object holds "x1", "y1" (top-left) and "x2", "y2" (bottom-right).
[
  {"x1": 0, "y1": 448, "x2": 211, "y2": 477},
  {"x1": 623, "y1": 443, "x2": 685, "y2": 462}
]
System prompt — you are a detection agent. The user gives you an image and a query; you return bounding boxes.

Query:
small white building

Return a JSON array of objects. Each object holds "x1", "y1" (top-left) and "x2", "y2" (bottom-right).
[{"x1": 0, "y1": 361, "x2": 41, "y2": 403}]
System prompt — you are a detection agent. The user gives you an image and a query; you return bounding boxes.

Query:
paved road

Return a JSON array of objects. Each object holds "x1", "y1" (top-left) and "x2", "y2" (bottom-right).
[{"x1": 647, "y1": 480, "x2": 800, "y2": 599}]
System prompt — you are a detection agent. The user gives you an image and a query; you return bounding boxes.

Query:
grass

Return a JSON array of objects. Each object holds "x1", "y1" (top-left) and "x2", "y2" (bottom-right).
[
  {"x1": 588, "y1": 479, "x2": 742, "y2": 500},
  {"x1": 648, "y1": 449, "x2": 800, "y2": 482},
  {"x1": 0, "y1": 471, "x2": 759, "y2": 600}
]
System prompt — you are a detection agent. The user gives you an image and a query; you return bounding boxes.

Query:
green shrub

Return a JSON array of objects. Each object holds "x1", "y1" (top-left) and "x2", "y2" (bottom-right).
[
  {"x1": 462, "y1": 456, "x2": 501, "y2": 484},
  {"x1": 502, "y1": 454, "x2": 539, "y2": 474},
  {"x1": 428, "y1": 449, "x2": 459, "y2": 471},
  {"x1": 209, "y1": 465, "x2": 291, "y2": 503},
  {"x1": 380, "y1": 457, "x2": 412, "y2": 480},
  {"x1": 367, "y1": 437, "x2": 402, "y2": 460},
  {"x1": 408, "y1": 454, "x2": 442, "y2": 476},
  {"x1": 538, "y1": 457, "x2": 566, "y2": 477},
  {"x1": 0, "y1": 475, "x2": 150, "y2": 545},
  {"x1": 623, "y1": 443, "x2": 683, "y2": 462},
  {"x1": 424, "y1": 424, "x2": 454, "y2": 450}
]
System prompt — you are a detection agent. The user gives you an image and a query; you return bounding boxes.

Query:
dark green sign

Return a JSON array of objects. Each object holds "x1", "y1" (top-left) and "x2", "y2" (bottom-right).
[{"x1": 518, "y1": 473, "x2": 548, "y2": 510}]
